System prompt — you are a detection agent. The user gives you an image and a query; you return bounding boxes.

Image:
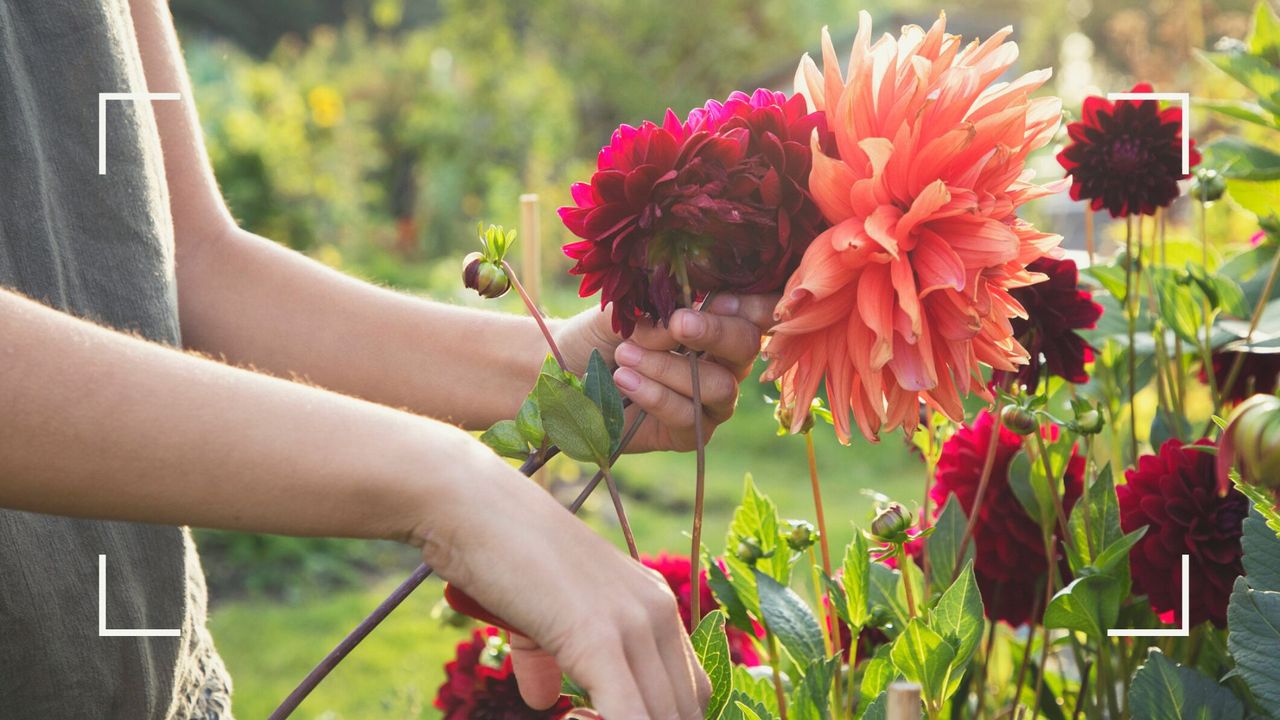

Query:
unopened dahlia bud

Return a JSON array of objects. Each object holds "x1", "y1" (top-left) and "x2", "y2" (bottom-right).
[
  {"x1": 462, "y1": 251, "x2": 510, "y2": 299},
  {"x1": 785, "y1": 520, "x2": 818, "y2": 552},
  {"x1": 870, "y1": 502, "x2": 913, "y2": 544},
  {"x1": 1218, "y1": 394, "x2": 1280, "y2": 494},
  {"x1": 1001, "y1": 404, "x2": 1038, "y2": 436},
  {"x1": 774, "y1": 400, "x2": 814, "y2": 435},
  {"x1": 1191, "y1": 168, "x2": 1226, "y2": 203},
  {"x1": 735, "y1": 536, "x2": 768, "y2": 565},
  {"x1": 1069, "y1": 398, "x2": 1105, "y2": 436}
]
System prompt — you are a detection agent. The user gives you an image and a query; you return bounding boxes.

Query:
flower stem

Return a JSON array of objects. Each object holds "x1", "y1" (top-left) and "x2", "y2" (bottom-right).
[
  {"x1": 975, "y1": 620, "x2": 997, "y2": 720},
  {"x1": 1124, "y1": 217, "x2": 1139, "y2": 462},
  {"x1": 954, "y1": 397, "x2": 1005, "y2": 583},
  {"x1": 1031, "y1": 431, "x2": 1074, "y2": 557},
  {"x1": 767, "y1": 629, "x2": 789, "y2": 720},
  {"x1": 896, "y1": 544, "x2": 918, "y2": 619},
  {"x1": 503, "y1": 260, "x2": 568, "y2": 371},
  {"x1": 270, "y1": 412, "x2": 648, "y2": 718},
  {"x1": 676, "y1": 263, "x2": 708, "y2": 629},
  {"x1": 600, "y1": 464, "x2": 639, "y2": 559},
  {"x1": 803, "y1": 430, "x2": 843, "y2": 710}
]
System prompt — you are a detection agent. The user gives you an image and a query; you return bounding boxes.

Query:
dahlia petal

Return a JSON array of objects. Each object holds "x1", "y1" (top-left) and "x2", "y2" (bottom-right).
[
  {"x1": 914, "y1": 230, "x2": 967, "y2": 296},
  {"x1": 857, "y1": 263, "x2": 895, "y2": 369},
  {"x1": 809, "y1": 143, "x2": 857, "y2": 223}
]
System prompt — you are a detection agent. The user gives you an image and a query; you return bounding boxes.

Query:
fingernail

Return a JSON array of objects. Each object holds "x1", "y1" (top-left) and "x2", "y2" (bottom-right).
[
  {"x1": 615, "y1": 342, "x2": 643, "y2": 366},
  {"x1": 614, "y1": 367, "x2": 641, "y2": 391},
  {"x1": 708, "y1": 294, "x2": 740, "y2": 315},
  {"x1": 676, "y1": 310, "x2": 706, "y2": 338}
]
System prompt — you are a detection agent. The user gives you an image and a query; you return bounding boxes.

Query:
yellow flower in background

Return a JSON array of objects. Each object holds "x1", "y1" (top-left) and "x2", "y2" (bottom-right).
[{"x1": 307, "y1": 85, "x2": 344, "y2": 128}]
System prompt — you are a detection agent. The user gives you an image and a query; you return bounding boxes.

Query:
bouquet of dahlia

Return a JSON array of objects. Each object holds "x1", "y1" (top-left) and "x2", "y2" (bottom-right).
[{"x1": 275, "y1": 6, "x2": 1280, "y2": 720}]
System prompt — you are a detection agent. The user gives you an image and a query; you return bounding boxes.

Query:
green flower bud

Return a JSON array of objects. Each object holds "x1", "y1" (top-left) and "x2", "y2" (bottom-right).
[
  {"x1": 1191, "y1": 169, "x2": 1226, "y2": 203},
  {"x1": 463, "y1": 251, "x2": 510, "y2": 299},
  {"x1": 785, "y1": 520, "x2": 818, "y2": 552},
  {"x1": 774, "y1": 401, "x2": 815, "y2": 435},
  {"x1": 1001, "y1": 404, "x2": 1038, "y2": 436},
  {"x1": 1070, "y1": 398, "x2": 1105, "y2": 435},
  {"x1": 1221, "y1": 394, "x2": 1280, "y2": 492},
  {"x1": 735, "y1": 536, "x2": 768, "y2": 565},
  {"x1": 870, "y1": 502, "x2": 914, "y2": 544}
]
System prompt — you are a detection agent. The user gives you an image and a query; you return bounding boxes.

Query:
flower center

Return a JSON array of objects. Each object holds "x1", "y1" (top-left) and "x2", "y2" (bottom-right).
[{"x1": 1106, "y1": 136, "x2": 1148, "y2": 174}]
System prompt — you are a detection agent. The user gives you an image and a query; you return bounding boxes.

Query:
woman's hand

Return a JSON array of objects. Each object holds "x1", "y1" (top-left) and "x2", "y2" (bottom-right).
[
  {"x1": 418, "y1": 441, "x2": 712, "y2": 719},
  {"x1": 554, "y1": 293, "x2": 779, "y2": 452}
]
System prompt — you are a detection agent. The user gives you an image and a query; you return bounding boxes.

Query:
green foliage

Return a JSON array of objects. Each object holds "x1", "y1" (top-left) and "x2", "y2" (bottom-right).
[
  {"x1": 755, "y1": 569, "x2": 826, "y2": 669},
  {"x1": 1129, "y1": 649, "x2": 1244, "y2": 720},
  {"x1": 692, "y1": 611, "x2": 734, "y2": 720},
  {"x1": 1227, "y1": 498, "x2": 1280, "y2": 716},
  {"x1": 479, "y1": 419, "x2": 529, "y2": 459},
  {"x1": 534, "y1": 373, "x2": 611, "y2": 464},
  {"x1": 789, "y1": 657, "x2": 839, "y2": 720},
  {"x1": 582, "y1": 349, "x2": 625, "y2": 456},
  {"x1": 843, "y1": 531, "x2": 872, "y2": 630},
  {"x1": 927, "y1": 494, "x2": 974, "y2": 597}
]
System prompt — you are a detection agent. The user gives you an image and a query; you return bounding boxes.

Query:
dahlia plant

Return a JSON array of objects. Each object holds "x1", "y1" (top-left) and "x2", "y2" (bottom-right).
[{"x1": 271, "y1": 7, "x2": 1280, "y2": 720}]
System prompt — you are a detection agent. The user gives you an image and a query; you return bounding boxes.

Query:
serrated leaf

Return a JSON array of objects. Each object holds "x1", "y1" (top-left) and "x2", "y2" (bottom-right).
[
  {"x1": 843, "y1": 531, "x2": 871, "y2": 629},
  {"x1": 534, "y1": 374, "x2": 610, "y2": 465},
  {"x1": 858, "y1": 644, "x2": 895, "y2": 714},
  {"x1": 1129, "y1": 648, "x2": 1244, "y2": 720},
  {"x1": 582, "y1": 349, "x2": 624, "y2": 455},
  {"x1": 868, "y1": 562, "x2": 908, "y2": 639},
  {"x1": 515, "y1": 394, "x2": 544, "y2": 447},
  {"x1": 1157, "y1": 279, "x2": 1206, "y2": 347},
  {"x1": 1088, "y1": 264, "x2": 1130, "y2": 303},
  {"x1": 724, "y1": 476, "x2": 790, "y2": 617},
  {"x1": 706, "y1": 559, "x2": 755, "y2": 634},
  {"x1": 859, "y1": 691, "x2": 888, "y2": 720},
  {"x1": 732, "y1": 666, "x2": 780, "y2": 717},
  {"x1": 479, "y1": 419, "x2": 530, "y2": 459},
  {"x1": 927, "y1": 494, "x2": 973, "y2": 597},
  {"x1": 929, "y1": 563, "x2": 984, "y2": 674},
  {"x1": 692, "y1": 611, "x2": 733, "y2": 720},
  {"x1": 1009, "y1": 452, "x2": 1051, "y2": 528},
  {"x1": 1243, "y1": 509, "x2": 1280, "y2": 591},
  {"x1": 1227, "y1": 577, "x2": 1280, "y2": 713},
  {"x1": 1093, "y1": 527, "x2": 1148, "y2": 577},
  {"x1": 755, "y1": 569, "x2": 825, "y2": 668},
  {"x1": 889, "y1": 618, "x2": 955, "y2": 710},
  {"x1": 1067, "y1": 464, "x2": 1123, "y2": 572},
  {"x1": 789, "y1": 656, "x2": 839, "y2": 720}
]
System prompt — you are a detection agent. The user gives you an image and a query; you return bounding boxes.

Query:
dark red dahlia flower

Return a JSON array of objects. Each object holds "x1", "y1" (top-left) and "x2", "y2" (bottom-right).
[
  {"x1": 993, "y1": 257, "x2": 1103, "y2": 391},
  {"x1": 1057, "y1": 83, "x2": 1201, "y2": 218},
  {"x1": 560, "y1": 89, "x2": 831, "y2": 336},
  {"x1": 931, "y1": 410, "x2": 1084, "y2": 626},
  {"x1": 435, "y1": 627, "x2": 574, "y2": 720},
  {"x1": 1118, "y1": 439, "x2": 1248, "y2": 628},
  {"x1": 642, "y1": 552, "x2": 761, "y2": 665},
  {"x1": 1200, "y1": 351, "x2": 1280, "y2": 403}
]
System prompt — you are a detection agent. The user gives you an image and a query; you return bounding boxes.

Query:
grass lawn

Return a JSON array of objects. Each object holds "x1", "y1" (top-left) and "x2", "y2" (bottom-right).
[{"x1": 208, "y1": 359, "x2": 924, "y2": 718}]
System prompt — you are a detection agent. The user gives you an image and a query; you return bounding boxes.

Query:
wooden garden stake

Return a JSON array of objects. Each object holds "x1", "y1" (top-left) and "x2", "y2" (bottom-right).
[
  {"x1": 887, "y1": 682, "x2": 923, "y2": 720},
  {"x1": 520, "y1": 193, "x2": 543, "y2": 306}
]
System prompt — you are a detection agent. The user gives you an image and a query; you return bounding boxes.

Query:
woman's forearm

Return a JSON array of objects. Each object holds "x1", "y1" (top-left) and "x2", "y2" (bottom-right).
[
  {"x1": 175, "y1": 226, "x2": 554, "y2": 429},
  {"x1": 0, "y1": 288, "x2": 500, "y2": 547}
]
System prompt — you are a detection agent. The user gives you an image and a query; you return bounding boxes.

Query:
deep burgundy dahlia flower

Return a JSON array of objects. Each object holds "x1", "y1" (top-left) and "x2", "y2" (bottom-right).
[
  {"x1": 560, "y1": 90, "x2": 830, "y2": 336},
  {"x1": 642, "y1": 552, "x2": 761, "y2": 665},
  {"x1": 1057, "y1": 83, "x2": 1201, "y2": 218},
  {"x1": 435, "y1": 627, "x2": 574, "y2": 720},
  {"x1": 993, "y1": 256, "x2": 1103, "y2": 391},
  {"x1": 1201, "y1": 350, "x2": 1280, "y2": 403},
  {"x1": 931, "y1": 410, "x2": 1084, "y2": 626},
  {"x1": 1118, "y1": 439, "x2": 1248, "y2": 628}
]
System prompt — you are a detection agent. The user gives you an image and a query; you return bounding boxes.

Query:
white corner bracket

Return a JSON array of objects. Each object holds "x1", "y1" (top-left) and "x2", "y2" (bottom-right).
[
  {"x1": 98, "y1": 92, "x2": 181, "y2": 175},
  {"x1": 98, "y1": 554, "x2": 180, "y2": 637},
  {"x1": 1105, "y1": 91, "x2": 1192, "y2": 176},
  {"x1": 1107, "y1": 554, "x2": 1190, "y2": 638}
]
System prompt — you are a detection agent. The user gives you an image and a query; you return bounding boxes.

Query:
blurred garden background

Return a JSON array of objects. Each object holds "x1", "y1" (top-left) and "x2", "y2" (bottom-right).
[{"x1": 172, "y1": 0, "x2": 1266, "y2": 716}]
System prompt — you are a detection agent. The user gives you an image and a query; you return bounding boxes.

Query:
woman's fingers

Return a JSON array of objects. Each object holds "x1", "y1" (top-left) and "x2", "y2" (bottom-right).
[
  {"x1": 509, "y1": 633, "x2": 567, "y2": 711},
  {"x1": 615, "y1": 344, "x2": 739, "y2": 422}
]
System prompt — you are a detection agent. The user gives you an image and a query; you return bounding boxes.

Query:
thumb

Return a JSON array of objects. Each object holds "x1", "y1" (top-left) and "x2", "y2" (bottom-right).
[{"x1": 508, "y1": 633, "x2": 565, "y2": 711}]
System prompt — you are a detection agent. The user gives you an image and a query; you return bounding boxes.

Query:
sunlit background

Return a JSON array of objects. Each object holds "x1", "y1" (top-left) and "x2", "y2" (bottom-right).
[{"x1": 172, "y1": 1, "x2": 1261, "y2": 716}]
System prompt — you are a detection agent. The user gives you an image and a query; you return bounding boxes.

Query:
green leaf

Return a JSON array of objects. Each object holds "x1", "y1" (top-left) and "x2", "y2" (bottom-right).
[
  {"x1": 858, "y1": 644, "x2": 895, "y2": 715},
  {"x1": 1243, "y1": 508, "x2": 1280, "y2": 591},
  {"x1": 859, "y1": 691, "x2": 887, "y2": 720},
  {"x1": 868, "y1": 562, "x2": 909, "y2": 638},
  {"x1": 730, "y1": 667, "x2": 779, "y2": 717},
  {"x1": 1200, "y1": 50, "x2": 1280, "y2": 111},
  {"x1": 755, "y1": 569, "x2": 825, "y2": 669},
  {"x1": 1150, "y1": 408, "x2": 1192, "y2": 450},
  {"x1": 927, "y1": 494, "x2": 974, "y2": 597},
  {"x1": 1227, "y1": 177, "x2": 1280, "y2": 221},
  {"x1": 1199, "y1": 98, "x2": 1280, "y2": 130},
  {"x1": 1250, "y1": 0, "x2": 1280, "y2": 61},
  {"x1": 1128, "y1": 648, "x2": 1244, "y2": 720},
  {"x1": 1009, "y1": 452, "x2": 1051, "y2": 528},
  {"x1": 707, "y1": 559, "x2": 755, "y2": 634},
  {"x1": 534, "y1": 374, "x2": 610, "y2": 465},
  {"x1": 692, "y1": 611, "x2": 733, "y2": 720},
  {"x1": 724, "y1": 476, "x2": 790, "y2": 617},
  {"x1": 1093, "y1": 527, "x2": 1148, "y2": 577},
  {"x1": 1067, "y1": 465, "x2": 1123, "y2": 572},
  {"x1": 889, "y1": 618, "x2": 956, "y2": 710},
  {"x1": 1157, "y1": 278, "x2": 1206, "y2": 347},
  {"x1": 1204, "y1": 136, "x2": 1280, "y2": 182},
  {"x1": 582, "y1": 349, "x2": 624, "y2": 455},
  {"x1": 843, "y1": 531, "x2": 871, "y2": 629},
  {"x1": 789, "y1": 656, "x2": 839, "y2": 720},
  {"x1": 1227, "y1": 577, "x2": 1280, "y2": 713},
  {"x1": 1088, "y1": 264, "x2": 1130, "y2": 303},
  {"x1": 479, "y1": 419, "x2": 530, "y2": 459},
  {"x1": 929, "y1": 564, "x2": 984, "y2": 671},
  {"x1": 1211, "y1": 273, "x2": 1249, "y2": 318},
  {"x1": 1043, "y1": 573, "x2": 1122, "y2": 640},
  {"x1": 515, "y1": 394, "x2": 544, "y2": 447}
]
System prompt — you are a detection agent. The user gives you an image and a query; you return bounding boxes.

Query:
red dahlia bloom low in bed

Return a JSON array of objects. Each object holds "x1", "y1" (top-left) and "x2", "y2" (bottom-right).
[{"x1": 435, "y1": 627, "x2": 574, "y2": 720}]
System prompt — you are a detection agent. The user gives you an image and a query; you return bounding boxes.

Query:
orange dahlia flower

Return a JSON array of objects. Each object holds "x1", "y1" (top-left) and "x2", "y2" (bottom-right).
[{"x1": 762, "y1": 12, "x2": 1066, "y2": 443}]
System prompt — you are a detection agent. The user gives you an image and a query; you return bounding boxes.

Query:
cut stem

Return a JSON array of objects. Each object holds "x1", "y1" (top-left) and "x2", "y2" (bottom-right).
[
  {"x1": 677, "y1": 263, "x2": 708, "y2": 628},
  {"x1": 1124, "y1": 218, "x2": 1139, "y2": 462},
  {"x1": 504, "y1": 260, "x2": 568, "y2": 371}
]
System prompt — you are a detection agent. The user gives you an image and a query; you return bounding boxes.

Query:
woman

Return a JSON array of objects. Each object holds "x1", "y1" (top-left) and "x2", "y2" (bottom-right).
[{"x1": 0, "y1": 2, "x2": 773, "y2": 718}]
